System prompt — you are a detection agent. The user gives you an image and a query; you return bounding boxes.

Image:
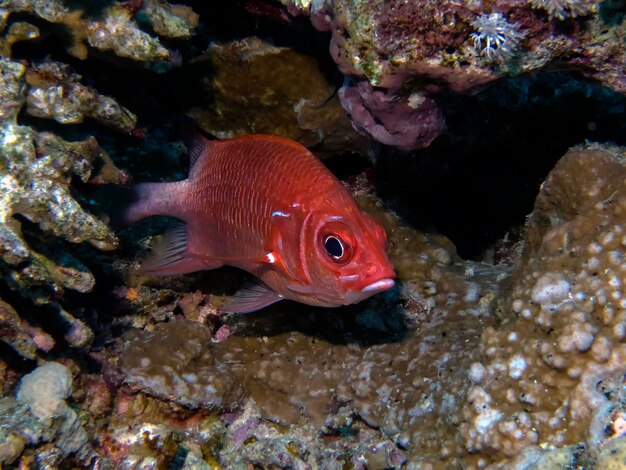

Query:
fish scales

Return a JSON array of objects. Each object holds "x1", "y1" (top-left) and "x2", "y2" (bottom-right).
[
  {"x1": 190, "y1": 139, "x2": 336, "y2": 259},
  {"x1": 121, "y1": 133, "x2": 396, "y2": 313}
]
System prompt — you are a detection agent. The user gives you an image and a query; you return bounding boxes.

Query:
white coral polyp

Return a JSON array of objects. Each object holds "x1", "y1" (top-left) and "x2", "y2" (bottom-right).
[{"x1": 470, "y1": 12, "x2": 523, "y2": 62}]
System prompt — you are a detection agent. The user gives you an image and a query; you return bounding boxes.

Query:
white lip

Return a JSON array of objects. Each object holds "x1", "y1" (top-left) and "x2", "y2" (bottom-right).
[{"x1": 360, "y1": 278, "x2": 395, "y2": 293}]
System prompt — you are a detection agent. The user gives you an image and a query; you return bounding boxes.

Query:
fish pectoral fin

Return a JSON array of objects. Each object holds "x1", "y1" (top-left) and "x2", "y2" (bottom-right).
[
  {"x1": 141, "y1": 222, "x2": 218, "y2": 275},
  {"x1": 219, "y1": 282, "x2": 283, "y2": 314}
]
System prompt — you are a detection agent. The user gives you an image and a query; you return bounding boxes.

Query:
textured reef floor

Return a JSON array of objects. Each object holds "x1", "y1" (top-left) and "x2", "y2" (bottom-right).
[{"x1": 2, "y1": 1, "x2": 626, "y2": 469}]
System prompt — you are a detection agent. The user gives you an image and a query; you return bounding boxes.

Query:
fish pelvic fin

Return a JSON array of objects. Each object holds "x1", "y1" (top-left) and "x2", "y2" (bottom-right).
[
  {"x1": 140, "y1": 221, "x2": 218, "y2": 275},
  {"x1": 219, "y1": 282, "x2": 283, "y2": 314}
]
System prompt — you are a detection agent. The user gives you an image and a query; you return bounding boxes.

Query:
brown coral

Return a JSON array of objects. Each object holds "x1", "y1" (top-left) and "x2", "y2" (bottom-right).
[{"x1": 461, "y1": 145, "x2": 626, "y2": 463}]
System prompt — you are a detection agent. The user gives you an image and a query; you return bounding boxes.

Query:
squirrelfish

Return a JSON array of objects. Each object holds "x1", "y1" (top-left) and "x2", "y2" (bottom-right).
[{"x1": 122, "y1": 132, "x2": 396, "y2": 313}]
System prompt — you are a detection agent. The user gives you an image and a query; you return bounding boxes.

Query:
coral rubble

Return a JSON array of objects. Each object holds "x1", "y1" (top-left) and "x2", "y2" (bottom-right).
[{"x1": 0, "y1": 362, "x2": 88, "y2": 466}]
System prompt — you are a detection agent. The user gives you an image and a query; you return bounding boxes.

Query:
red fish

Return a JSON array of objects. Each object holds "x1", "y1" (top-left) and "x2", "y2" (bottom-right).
[{"x1": 122, "y1": 132, "x2": 396, "y2": 313}]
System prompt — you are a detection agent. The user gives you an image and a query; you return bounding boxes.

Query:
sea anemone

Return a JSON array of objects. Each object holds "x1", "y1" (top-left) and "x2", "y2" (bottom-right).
[{"x1": 470, "y1": 13, "x2": 524, "y2": 63}]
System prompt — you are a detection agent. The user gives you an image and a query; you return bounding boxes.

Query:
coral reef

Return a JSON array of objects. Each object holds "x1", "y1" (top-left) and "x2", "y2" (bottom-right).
[
  {"x1": 1, "y1": 0, "x2": 626, "y2": 468},
  {"x1": 25, "y1": 62, "x2": 139, "y2": 133},
  {"x1": 114, "y1": 190, "x2": 507, "y2": 466},
  {"x1": 112, "y1": 146, "x2": 626, "y2": 467},
  {"x1": 0, "y1": 57, "x2": 122, "y2": 298},
  {"x1": 0, "y1": 1, "x2": 148, "y2": 358},
  {"x1": 93, "y1": 393, "x2": 407, "y2": 469},
  {"x1": 285, "y1": 0, "x2": 626, "y2": 149},
  {"x1": 0, "y1": 299, "x2": 44, "y2": 359},
  {"x1": 16, "y1": 362, "x2": 88, "y2": 458}
]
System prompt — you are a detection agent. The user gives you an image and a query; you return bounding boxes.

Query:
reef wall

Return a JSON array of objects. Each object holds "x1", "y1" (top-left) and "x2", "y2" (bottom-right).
[{"x1": 1, "y1": 1, "x2": 626, "y2": 468}]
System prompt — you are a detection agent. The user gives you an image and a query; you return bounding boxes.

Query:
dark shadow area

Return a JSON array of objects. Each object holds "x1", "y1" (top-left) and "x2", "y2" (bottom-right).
[
  {"x1": 378, "y1": 73, "x2": 626, "y2": 260},
  {"x1": 196, "y1": 272, "x2": 407, "y2": 346}
]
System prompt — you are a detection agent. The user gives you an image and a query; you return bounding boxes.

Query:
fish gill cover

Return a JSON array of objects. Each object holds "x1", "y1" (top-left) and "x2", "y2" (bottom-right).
[{"x1": 0, "y1": 0, "x2": 626, "y2": 468}]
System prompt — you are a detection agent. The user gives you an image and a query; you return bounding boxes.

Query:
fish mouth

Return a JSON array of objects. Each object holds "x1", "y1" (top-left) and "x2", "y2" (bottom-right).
[{"x1": 360, "y1": 278, "x2": 395, "y2": 293}]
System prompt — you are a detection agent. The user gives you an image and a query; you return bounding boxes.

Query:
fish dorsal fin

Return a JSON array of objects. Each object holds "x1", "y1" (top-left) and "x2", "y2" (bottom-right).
[
  {"x1": 140, "y1": 221, "x2": 211, "y2": 275},
  {"x1": 219, "y1": 282, "x2": 283, "y2": 314},
  {"x1": 181, "y1": 127, "x2": 214, "y2": 170}
]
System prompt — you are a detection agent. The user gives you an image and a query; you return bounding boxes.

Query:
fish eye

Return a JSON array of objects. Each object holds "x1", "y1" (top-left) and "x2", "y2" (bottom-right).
[
  {"x1": 323, "y1": 234, "x2": 352, "y2": 264},
  {"x1": 324, "y1": 236, "x2": 344, "y2": 258}
]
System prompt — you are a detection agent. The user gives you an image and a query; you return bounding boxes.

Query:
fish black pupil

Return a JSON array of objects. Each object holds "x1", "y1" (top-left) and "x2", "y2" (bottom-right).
[{"x1": 324, "y1": 236, "x2": 344, "y2": 258}]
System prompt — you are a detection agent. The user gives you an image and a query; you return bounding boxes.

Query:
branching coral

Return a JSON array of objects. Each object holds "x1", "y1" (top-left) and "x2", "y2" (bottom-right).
[
  {"x1": 1, "y1": 0, "x2": 198, "y2": 61},
  {"x1": 0, "y1": 15, "x2": 135, "y2": 356},
  {"x1": 0, "y1": 58, "x2": 120, "y2": 283},
  {"x1": 25, "y1": 62, "x2": 138, "y2": 133}
]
